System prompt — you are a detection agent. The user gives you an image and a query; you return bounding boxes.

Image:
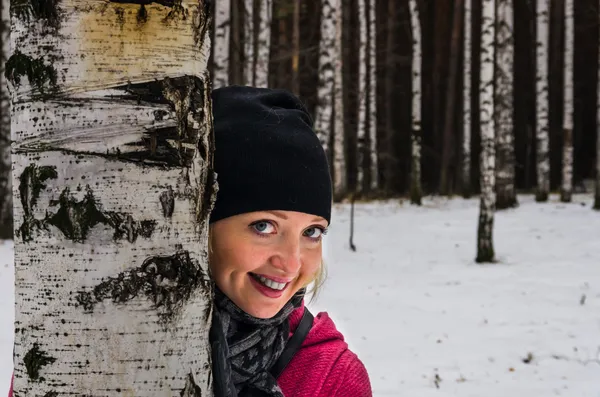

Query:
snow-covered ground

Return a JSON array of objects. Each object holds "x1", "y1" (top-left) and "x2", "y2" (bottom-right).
[{"x1": 1, "y1": 194, "x2": 599, "y2": 396}]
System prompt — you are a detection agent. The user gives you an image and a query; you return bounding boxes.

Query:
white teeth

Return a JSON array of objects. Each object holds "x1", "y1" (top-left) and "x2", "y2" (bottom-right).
[{"x1": 257, "y1": 275, "x2": 286, "y2": 290}]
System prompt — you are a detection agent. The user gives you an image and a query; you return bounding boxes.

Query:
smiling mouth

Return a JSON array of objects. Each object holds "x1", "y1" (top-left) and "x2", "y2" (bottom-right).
[{"x1": 249, "y1": 273, "x2": 289, "y2": 291}]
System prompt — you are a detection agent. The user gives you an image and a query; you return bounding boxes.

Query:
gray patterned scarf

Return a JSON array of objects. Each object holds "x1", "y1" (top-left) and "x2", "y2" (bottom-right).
[{"x1": 210, "y1": 286, "x2": 304, "y2": 397}]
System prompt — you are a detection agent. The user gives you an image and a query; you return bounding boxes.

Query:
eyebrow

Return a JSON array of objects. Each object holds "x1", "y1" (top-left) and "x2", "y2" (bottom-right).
[{"x1": 265, "y1": 210, "x2": 325, "y2": 223}]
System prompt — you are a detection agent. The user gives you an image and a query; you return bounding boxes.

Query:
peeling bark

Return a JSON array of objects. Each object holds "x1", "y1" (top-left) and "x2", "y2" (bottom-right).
[
  {"x1": 477, "y1": 0, "x2": 495, "y2": 263},
  {"x1": 10, "y1": 0, "x2": 215, "y2": 394}
]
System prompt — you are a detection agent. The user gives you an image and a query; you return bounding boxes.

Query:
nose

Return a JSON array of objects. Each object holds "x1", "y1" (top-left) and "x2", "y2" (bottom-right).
[{"x1": 271, "y1": 235, "x2": 302, "y2": 274}]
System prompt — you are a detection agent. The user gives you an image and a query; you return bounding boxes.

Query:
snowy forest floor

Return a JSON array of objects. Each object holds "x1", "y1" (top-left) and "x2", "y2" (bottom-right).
[{"x1": 1, "y1": 193, "x2": 599, "y2": 396}]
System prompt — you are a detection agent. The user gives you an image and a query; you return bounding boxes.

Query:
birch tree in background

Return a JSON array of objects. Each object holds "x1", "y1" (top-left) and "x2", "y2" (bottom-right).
[
  {"x1": 462, "y1": 0, "x2": 472, "y2": 199},
  {"x1": 477, "y1": 0, "x2": 496, "y2": 263},
  {"x1": 213, "y1": 0, "x2": 231, "y2": 89},
  {"x1": 535, "y1": 0, "x2": 550, "y2": 202},
  {"x1": 494, "y1": 0, "x2": 517, "y2": 209},
  {"x1": 561, "y1": 0, "x2": 574, "y2": 202},
  {"x1": 255, "y1": 0, "x2": 272, "y2": 88},
  {"x1": 314, "y1": 0, "x2": 337, "y2": 156},
  {"x1": 9, "y1": 1, "x2": 215, "y2": 394},
  {"x1": 333, "y1": 1, "x2": 346, "y2": 200},
  {"x1": 367, "y1": 0, "x2": 378, "y2": 192},
  {"x1": 291, "y1": 0, "x2": 300, "y2": 95},
  {"x1": 409, "y1": 0, "x2": 422, "y2": 205},
  {"x1": 0, "y1": 0, "x2": 11, "y2": 239},
  {"x1": 356, "y1": 0, "x2": 367, "y2": 193},
  {"x1": 244, "y1": 0, "x2": 255, "y2": 86}
]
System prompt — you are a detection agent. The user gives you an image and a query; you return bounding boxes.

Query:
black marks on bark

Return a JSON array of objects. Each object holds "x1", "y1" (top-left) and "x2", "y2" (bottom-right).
[
  {"x1": 163, "y1": 0, "x2": 188, "y2": 23},
  {"x1": 180, "y1": 372, "x2": 202, "y2": 397},
  {"x1": 191, "y1": 0, "x2": 211, "y2": 46},
  {"x1": 5, "y1": 51, "x2": 58, "y2": 97},
  {"x1": 24, "y1": 343, "x2": 56, "y2": 381},
  {"x1": 114, "y1": 6, "x2": 125, "y2": 25},
  {"x1": 198, "y1": 169, "x2": 217, "y2": 228},
  {"x1": 160, "y1": 186, "x2": 175, "y2": 218},
  {"x1": 46, "y1": 186, "x2": 157, "y2": 243},
  {"x1": 17, "y1": 164, "x2": 58, "y2": 242},
  {"x1": 43, "y1": 392, "x2": 58, "y2": 397},
  {"x1": 136, "y1": 4, "x2": 148, "y2": 25},
  {"x1": 10, "y1": 0, "x2": 60, "y2": 29},
  {"x1": 76, "y1": 251, "x2": 210, "y2": 323},
  {"x1": 110, "y1": 0, "x2": 176, "y2": 6}
]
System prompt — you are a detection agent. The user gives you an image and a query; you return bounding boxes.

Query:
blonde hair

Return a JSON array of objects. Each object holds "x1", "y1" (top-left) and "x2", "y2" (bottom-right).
[{"x1": 207, "y1": 225, "x2": 327, "y2": 304}]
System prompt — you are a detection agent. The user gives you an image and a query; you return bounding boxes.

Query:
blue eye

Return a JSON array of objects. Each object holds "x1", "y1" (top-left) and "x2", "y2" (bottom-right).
[
  {"x1": 251, "y1": 221, "x2": 275, "y2": 235},
  {"x1": 304, "y1": 227, "x2": 327, "y2": 240}
]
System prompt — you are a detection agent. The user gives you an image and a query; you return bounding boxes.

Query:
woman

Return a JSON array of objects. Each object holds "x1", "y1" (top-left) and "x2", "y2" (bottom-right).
[
  {"x1": 6, "y1": 86, "x2": 371, "y2": 397},
  {"x1": 208, "y1": 86, "x2": 371, "y2": 397}
]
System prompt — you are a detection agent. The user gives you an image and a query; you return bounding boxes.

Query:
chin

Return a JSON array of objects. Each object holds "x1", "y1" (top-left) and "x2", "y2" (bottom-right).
[{"x1": 243, "y1": 302, "x2": 284, "y2": 319}]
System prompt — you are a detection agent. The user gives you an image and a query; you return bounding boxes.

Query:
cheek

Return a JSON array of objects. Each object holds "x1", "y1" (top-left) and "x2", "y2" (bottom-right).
[{"x1": 301, "y1": 247, "x2": 323, "y2": 276}]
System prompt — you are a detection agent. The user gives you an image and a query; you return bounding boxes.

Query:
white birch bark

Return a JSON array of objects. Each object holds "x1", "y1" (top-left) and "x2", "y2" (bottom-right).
[
  {"x1": 254, "y1": 0, "x2": 271, "y2": 88},
  {"x1": 561, "y1": 0, "x2": 574, "y2": 203},
  {"x1": 213, "y1": 0, "x2": 231, "y2": 89},
  {"x1": 314, "y1": 0, "x2": 337, "y2": 154},
  {"x1": 9, "y1": 1, "x2": 215, "y2": 395},
  {"x1": 0, "y1": 0, "x2": 11, "y2": 239},
  {"x1": 494, "y1": 0, "x2": 517, "y2": 209},
  {"x1": 462, "y1": 0, "x2": 472, "y2": 198},
  {"x1": 477, "y1": 0, "x2": 496, "y2": 263},
  {"x1": 244, "y1": 0, "x2": 255, "y2": 86},
  {"x1": 595, "y1": 12, "x2": 600, "y2": 211},
  {"x1": 356, "y1": 0, "x2": 367, "y2": 193},
  {"x1": 333, "y1": 1, "x2": 346, "y2": 200},
  {"x1": 535, "y1": 0, "x2": 550, "y2": 202},
  {"x1": 367, "y1": 0, "x2": 377, "y2": 191},
  {"x1": 409, "y1": 0, "x2": 422, "y2": 205}
]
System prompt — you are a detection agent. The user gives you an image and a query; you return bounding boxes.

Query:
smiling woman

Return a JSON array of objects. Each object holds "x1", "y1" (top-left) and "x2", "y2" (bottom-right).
[{"x1": 208, "y1": 86, "x2": 372, "y2": 397}]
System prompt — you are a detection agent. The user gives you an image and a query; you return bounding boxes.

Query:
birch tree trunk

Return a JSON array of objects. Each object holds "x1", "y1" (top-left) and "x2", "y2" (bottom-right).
[
  {"x1": 477, "y1": 0, "x2": 496, "y2": 263},
  {"x1": 213, "y1": 0, "x2": 231, "y2": 89},
  {"x1": 9, "y1": 1, "x2": 215, "y2": 395},
  {"x1": 314, "y1": 0, "x2": 337, "y2": 156},
  {"x1": 356, "y1": 0, "x2": 367, "y2": 194},
  {"x1": 367, "y1": 0, "x2": 377, "y2": 192},
  {"x1": 409, "y1": 0, "x2": 422, "y2": 205},
  {"x1": 255, "y1": 0, "x2": 271, "y2": 88},
  {"x1": 535, "y1": 0, "x2": 550, "y2": 202},
  {"x1": 383, "y1": 0, "x2": 395, "y2": 196},
  {"x1": 244, "y1": 0, "x2": 255, "y2": 86},
  {"x1": 495, "y1": 0, "x2": 517, "y2": 209},
  {"x1": 462, "y1": 0, "x2": 472, "y2": 199},
  {"x1": 561, "y1": 0, "x2": 574, "y2": 203},
  {"x1": 333, "y1": 1, "x2": 346, "y2": 201},
  {"x1": 0, "y1": 0, "x2": 11, "y2": 239}
]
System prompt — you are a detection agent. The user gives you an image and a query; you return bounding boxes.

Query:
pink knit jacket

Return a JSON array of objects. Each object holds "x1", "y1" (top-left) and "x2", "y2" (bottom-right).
[
  {"x1": 278, "y1": 304, "x2": 372, "y2": 397},
  {"x1": 7, "y1": 306, "x2": 371, "y2": 397}
]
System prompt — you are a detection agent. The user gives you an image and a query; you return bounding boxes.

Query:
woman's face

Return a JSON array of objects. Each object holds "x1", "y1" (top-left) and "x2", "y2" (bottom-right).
[{"x1": 209, "y1": 210, "x2": 328, "y2": 319}]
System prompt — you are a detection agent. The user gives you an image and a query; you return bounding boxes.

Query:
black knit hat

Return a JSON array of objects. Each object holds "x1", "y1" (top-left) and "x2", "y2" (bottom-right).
[{"x1": 209, "y1": 85, "x2": 332, "y2": 225}]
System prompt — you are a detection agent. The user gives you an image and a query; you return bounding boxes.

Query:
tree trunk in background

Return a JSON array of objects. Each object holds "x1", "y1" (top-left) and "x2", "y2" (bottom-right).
[
  {"x1": 291, "y1": 0, "x2": 300, "y2": 95},
  {"x1": 495, "y1": 0, "x2": 517, "y2": 209},
  {"x1": 244, "y1": 0, "x2": 255, "y2": 85},
  {"x1": 383, "y1": 0, "x2": 396, "y2": 197},
  {"x1": 9, "y1": 1, "x2": 215, "y2": 394},
  {"x1": 0, "y1": 0, "x2": 11, "y2": 239},
  {"x1": 255, "y1": 0, "x2": 272, "y2": 88},
  {"x1": 314, "y1": 0, "x2": 337, "y2": 157},
  {"x1": 439, "y1": 0, "x2": 464, "y2": 196},
  {"x1": 596, "y1": 17, "x2": 600, "y2": 210},
  {"x1": 357, "y1": 0, "x2": 367, "y2": 194},
  {"x1": 367, "y1": 0, "x2": 377, "y2": 192},
  {"x1": 561, "y1": 0, "x2": 573, "y2": 202},
  {"x1": 462, "y1": 0, "x2": 472, "y2": 199},
  {"x1": 333, "y1": 1, "x2": 346, "y2": 201},
  {"x1": 535, "y1": 0, "x2": 550, "y2": 202},
  {"x1": 409, "y1": 0, "x2": 422, "y2": 205},
  {"x1": 477, "y1": 0, "x2": 496, "y2": 263},
  {"x1": 214, "y1": 0, "x2": 231, "y2": 89}
]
